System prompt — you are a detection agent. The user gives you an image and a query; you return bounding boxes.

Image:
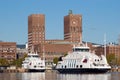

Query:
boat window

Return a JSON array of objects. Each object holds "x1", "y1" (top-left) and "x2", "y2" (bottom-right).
[
  {"x1": 40, "y1": 66, "x2": 44, "y2": 68},
  {"x1": 80, "y1": 65, "x2": 82, "y2": 68},
  {"x1": 73, "y1": 48, "x2": 89, "y2": 52},
  {"x1": 76, "y1": 65, "x2": 78, "y2": 68},
  {"x1": 74, "y1": 64, "x2": 75, "y2": 68},
  {"x1": 27, "y1": 55, "x2": 39, "y2": 58},
  {"x1": 28, "y1": 55, "x2": 31, "y2": 57},
  {"x1": 65, "y1": 65, "x2": 66, "y2": 68},
  {"x1": 33, "y1": 55, "x2": 39, "y2": 57}
]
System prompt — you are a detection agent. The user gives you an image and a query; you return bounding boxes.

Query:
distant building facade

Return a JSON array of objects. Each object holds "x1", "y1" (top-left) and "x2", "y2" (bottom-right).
[
  {"x1": 95, "y1": 43, "x2": 120, "y2": 58},
  {"x1": 16, "y1": 43, "x2": 28, "y2": 59},
  {"x1": 0, "y1": 42, "x2": 16, "y2": 61}
]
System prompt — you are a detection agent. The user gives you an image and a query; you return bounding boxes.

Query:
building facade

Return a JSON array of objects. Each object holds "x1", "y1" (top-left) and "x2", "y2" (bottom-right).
[
  {"x1": 28, "y1": 11, "x2": 83, "y2": 65},
  {"x1": 95, "y1": 44, "x2": 120, "y2": 57},
  {"x1": 64, "y1": 11, "x2": 82, "y2": 43},
  {"x1": 28, "y1": 14, "x2": 45, "y2": 52},
  {"x1": 0, "y1": 42, "x2": 16, "y2": 61},
  {"x1": 28, "y1": 11, "x2": 120, "y2": 66},
  {"x1": 16, "y1": 44, "x2": 28, "y2": 59}
]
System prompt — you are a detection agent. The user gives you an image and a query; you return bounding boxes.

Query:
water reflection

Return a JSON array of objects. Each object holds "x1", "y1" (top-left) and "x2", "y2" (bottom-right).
[
  {"x1": 57, "y1": 73, "x2": 111, "y2": 80},
  {"x1": 45, "y1": 71, "x2": 57, "y2": 80},
  {"x1": 0, "y1": 72, "x2": 120, "y2": 80},
  {"x1": 22, "y1": 72, "x2": 45, "y2": 80},
  {"x1": 0, "y1": 73, "x2": 20, "y2": 80},
  {"x1": 111, "y1": 72, "x2": 120, "y2": 80}
]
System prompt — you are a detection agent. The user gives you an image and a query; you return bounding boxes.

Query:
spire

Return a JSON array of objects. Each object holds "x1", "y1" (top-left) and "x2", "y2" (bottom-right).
[{"x1": 69, "y1": 10, "x2": 73, "y2": 15}]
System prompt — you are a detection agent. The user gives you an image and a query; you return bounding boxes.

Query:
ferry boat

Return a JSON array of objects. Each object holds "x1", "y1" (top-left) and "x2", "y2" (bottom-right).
[
  {"x1": 22, "y1": 52, "x2": 45, "y2": 72},
  {"x1": 55, "y1": 43, "x2": 111, "y2": 73}
]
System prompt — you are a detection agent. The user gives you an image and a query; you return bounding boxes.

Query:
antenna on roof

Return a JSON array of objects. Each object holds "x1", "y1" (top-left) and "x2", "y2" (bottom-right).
[
  {"x1": 69, "y1": 10, "x2": 73, "y2": 14},
  {"x1": 31, "y1": 46, "x2": 34, "y2": 53},
  {"x1": 43, "y1": 45, "x2": 45, "y2": 60},
  {"x1": 104, "y1": 33, "x2": 106, "y2": 57},
  {"x1": 85, "y1": 42, "x2": 88, "y2": 47}
]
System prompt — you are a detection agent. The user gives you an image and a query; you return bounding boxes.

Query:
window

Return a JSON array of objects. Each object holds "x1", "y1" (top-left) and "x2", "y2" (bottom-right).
[
  {"x1": 73, "y1": 48, "x2": 89, "y2": 52},
  {"x1": 76, "y1": 65, "x2": 78, "y2": 68},
  {"x1": 65, "y1": 65, "x2": 66, "y2": 68},
  {"x1": 80, "y1": 65, "x2": 82, "y2": 68}
]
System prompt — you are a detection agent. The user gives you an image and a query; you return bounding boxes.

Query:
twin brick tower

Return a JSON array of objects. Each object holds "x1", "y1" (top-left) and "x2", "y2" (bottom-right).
[{"x1": 28, "y1": 11, "x2": 82, "y2": 64}]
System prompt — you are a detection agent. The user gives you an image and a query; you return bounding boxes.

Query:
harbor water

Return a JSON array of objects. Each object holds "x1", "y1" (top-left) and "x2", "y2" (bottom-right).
[{"x1": 0, "y1": 71, "x2": 120, "y2": 80}]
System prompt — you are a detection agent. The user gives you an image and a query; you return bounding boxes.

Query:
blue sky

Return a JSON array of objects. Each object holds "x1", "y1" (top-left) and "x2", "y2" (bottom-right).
[{"x1": 0, "y1": 0, "x2": 120, "y2": 44}]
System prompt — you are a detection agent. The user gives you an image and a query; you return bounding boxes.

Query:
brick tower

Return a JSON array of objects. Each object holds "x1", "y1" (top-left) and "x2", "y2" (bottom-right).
[
  {"x1": 28, "y1": 14, "x2": 45, "y2": 52},
  {"x1": 64, "y1": 10, "x2": 82, "y2": 43}
]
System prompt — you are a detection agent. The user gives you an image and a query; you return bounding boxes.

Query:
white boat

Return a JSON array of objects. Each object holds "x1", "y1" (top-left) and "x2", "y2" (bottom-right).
[
  {"x1": 22, "y1": 53, "x2": 45, "y2": 72},
  {"x1": 55, "y1": 43, "x2": 111, "y2": 73}
]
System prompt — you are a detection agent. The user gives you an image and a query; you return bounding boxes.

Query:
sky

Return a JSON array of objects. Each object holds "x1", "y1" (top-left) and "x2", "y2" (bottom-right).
[{"x1": 0, "y1": 0, "x2": 120, "y2": 44}]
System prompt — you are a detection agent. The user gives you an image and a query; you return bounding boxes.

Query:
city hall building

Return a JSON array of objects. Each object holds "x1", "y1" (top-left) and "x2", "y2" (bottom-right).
[{"x1": 28, "y1": 11, "x2": 91, "y2": 65}]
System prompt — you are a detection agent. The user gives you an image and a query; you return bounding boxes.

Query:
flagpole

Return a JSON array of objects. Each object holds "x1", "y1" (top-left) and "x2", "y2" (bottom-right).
[{"x1": 104, "y1": 33, "x2": 106, "y2": 57}]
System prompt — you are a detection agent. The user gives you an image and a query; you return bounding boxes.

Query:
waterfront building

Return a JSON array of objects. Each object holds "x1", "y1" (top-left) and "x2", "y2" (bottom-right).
[
  {"x1": 94, "y1": 43, "x2": 120, "y2": 65},
  {"x1": 0, "y1": 42, "x2": 16, "y2": 61},
  {"x1": 28, "y1": 14, "x2": 45, "y2": 53},
  {"x1": 64, "y1": 10, "x2": 82, "y2": 43},
  {"x1": 95, "y1": 43, "x2": 120, "y2": 56},
  {"x1": 28, "y1": 11, "x2": 91, "y2": 65},
  {"x1": 28, "y1": 12, "x2": 120, "y2": 66}
]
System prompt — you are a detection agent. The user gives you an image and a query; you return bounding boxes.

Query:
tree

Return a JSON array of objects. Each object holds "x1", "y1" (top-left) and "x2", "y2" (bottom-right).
[
  {"x1": 63, "y1": 53, "x2": 68, "y2": 57},
  {"x1": 53, "y1": 57, "x2": 59, "y2": 64},
  {"x1": 0, "y1": 58, "x2": 9, "y2": 66},
  {"x1": 10, "y1": 53, "x2": 27, "y2": 68},
  {"x1": 107, "y1": 53, "x2": 115, "y2": 66}
]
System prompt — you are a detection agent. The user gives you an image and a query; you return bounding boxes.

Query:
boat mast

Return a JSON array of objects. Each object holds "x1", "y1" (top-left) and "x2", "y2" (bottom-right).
[
  {"x1": 43, "y1": 45, "x2": 45, "y2": 60},
  {"x1": 31, "y1": 46, "x2": 34, "y2": 53},
  {"x1": 104, "y1": 34, "x2": 106, "y2": 57}
]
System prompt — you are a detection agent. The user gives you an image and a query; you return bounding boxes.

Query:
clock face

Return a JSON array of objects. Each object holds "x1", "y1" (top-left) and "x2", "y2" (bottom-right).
[{"x1": 71, "y1": 19, "x2": 78, "y2": 26}]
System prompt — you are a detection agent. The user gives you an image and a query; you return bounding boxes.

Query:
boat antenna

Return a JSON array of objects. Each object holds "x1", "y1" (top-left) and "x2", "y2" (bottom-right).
[
  {"x1": 104, "y1": 33, "x2": 106, "y2": 57},
  {"x1": 85, "y1": 42, "x2": 88, "y2": 47},
  {"x1": 35, "y1": 51, "x2": 37, "y2": 54},
  {"x1": 43, "y1": 45, "x2": 45, "y2": 60},
  {"x1": 31, "y1": 46, "x2": 34, "y2": 54}
]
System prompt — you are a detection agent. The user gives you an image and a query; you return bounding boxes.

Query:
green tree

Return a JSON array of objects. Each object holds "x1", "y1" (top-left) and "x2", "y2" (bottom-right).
[
  {"x1": 63, "y1": 53, "x2": 68, "y2": 57},
  {"x1": 53, "y1": 57, "x2": 59, "y2": 64},
  {"x1": 0, "y1": 58, "x2": 9, "y2": 66},
  {"x1": 117, "y1": 57, "x2": 120, "y2": 66},
  {"x1": 11, "y1": 53, "x2": 27, "y2": 68},
  {"x1": 107, "y1": 53, "x2": 115, "y2": 66}
]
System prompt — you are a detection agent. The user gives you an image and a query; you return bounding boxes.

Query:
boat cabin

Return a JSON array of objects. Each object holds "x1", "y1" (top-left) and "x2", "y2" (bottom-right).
[
  {"x1": 27, "y1": 54, "x2": 40, "y2": 58},
  {"x1": 72, "y1": 47, "x2": 90, "y2": 52}
]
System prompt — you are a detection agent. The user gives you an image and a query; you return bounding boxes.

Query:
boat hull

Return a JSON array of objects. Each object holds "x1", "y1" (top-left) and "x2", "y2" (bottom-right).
[
  {"x1": 28, "y1": 69, "x2": 45, "y2": 72},
  {"x1": 56, "y1": 68, "x2": 111, "y2": 73}
]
